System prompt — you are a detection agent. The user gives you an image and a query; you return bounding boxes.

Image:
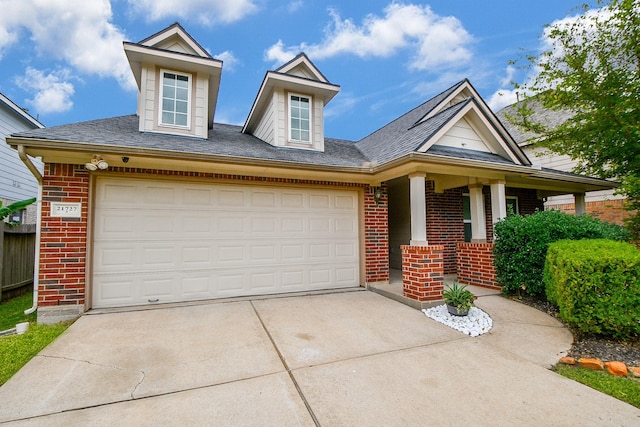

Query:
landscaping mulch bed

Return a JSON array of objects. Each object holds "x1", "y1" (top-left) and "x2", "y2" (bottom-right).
[{"x1": 510, "y1": 294, "x2": 640, "y2": 367}]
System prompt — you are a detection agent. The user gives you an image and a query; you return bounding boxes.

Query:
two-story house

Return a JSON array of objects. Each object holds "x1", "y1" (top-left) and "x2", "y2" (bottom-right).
[{"x1": 8, "y1": 23, "x2": 615, "y2": 323}]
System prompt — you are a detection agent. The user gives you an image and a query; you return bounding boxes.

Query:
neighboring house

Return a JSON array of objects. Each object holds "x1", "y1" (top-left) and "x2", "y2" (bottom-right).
[
  {"x1": 497, "y1": 99, "x2": 629, "y2": 225},
  {"x1": 0, "y1": 93, "x2": 44, "y2": 223},
  {"x1": 7, "y1": 23, "x2": 615, "y2": 323}
]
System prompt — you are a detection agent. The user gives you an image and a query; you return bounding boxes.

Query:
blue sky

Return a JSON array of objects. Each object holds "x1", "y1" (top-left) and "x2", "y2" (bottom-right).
[{"x1": 0, "y1": 0, "x2": 587, "y2": 141}]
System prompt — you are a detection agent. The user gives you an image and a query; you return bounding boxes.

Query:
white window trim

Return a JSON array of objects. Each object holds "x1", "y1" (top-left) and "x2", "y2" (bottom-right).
[
  {"x1": 158, "y1": 69, "x2": 192, "y2": 130},
  {"x1": 288, "y1": 93, "x2": 312, "y2": 144}
]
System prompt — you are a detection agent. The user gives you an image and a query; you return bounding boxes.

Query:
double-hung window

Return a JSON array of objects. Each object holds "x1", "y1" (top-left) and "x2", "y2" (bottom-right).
[
  {"x1": 160, "y1": 70, "x2": 191, "y2": 128},
  {"x1": 289, "y1": 94, "x2": 311, "y2": 143}
]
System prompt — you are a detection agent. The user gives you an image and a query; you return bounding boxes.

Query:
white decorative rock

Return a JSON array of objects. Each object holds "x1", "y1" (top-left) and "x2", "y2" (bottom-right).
[{"x1": 422, "y1": 305, "x2": 492, "y2": 337}]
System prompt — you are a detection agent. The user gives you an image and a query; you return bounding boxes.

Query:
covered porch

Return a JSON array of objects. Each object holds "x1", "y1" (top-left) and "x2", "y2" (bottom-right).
[{"x1": 370, "y1": 167, "x2": 605, "y2": 307}]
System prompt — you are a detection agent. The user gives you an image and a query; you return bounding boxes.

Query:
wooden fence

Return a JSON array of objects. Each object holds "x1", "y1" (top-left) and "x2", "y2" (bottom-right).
[{"x1": 0, "y1": 223, "x2": 36, "y2": 301}]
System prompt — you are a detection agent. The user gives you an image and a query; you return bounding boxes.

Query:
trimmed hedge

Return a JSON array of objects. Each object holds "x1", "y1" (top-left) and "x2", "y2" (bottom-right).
[
  {"x1": 544, "y1": 239, "x2": 640, "y2": 339},
  {"x1": 493, "y1": 210, "x2": 628, "y2": 295}
]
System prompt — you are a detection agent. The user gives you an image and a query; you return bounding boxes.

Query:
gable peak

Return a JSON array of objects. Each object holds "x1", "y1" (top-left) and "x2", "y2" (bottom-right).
[
  {"x1": 138, "y1": 22, "x2": 211, "y2": 58},
  {"x1": 275, "y1": 53, "x2": 330, "y2": 83}
]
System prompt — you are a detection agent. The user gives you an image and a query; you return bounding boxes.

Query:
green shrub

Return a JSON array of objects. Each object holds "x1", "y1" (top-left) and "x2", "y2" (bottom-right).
[
  {"x1": 545, "y1": 239, "x2": 640, "y2": 339},
  {"x1": 493, "y1": 210, "x2": 628, "y2": 295}
]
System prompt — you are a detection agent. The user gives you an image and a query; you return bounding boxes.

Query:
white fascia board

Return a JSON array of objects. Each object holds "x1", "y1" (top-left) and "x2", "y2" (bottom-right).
[
  {"x1": 140, "y1": 24, "x2": 211, "y2": 58},
  {"x1": 0, "y1": 93, "x2": 44, "y2": 129},
  {"x1": 243, "y1": 71, "x2": 339, "y2": 134},
  {"x1": 124, "y1": 43, "x2": 222, "y2": 89},
  {"x1": 417, "y1": 102, "x2": 524, "y2": 165}
]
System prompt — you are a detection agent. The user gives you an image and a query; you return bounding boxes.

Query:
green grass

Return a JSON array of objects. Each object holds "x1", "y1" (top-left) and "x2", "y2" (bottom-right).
[
  {"x1": 0, "y1": 321, "x2": 72, "y2": 385},
  {"x1": 0, "y1": 292, "x2": 37, "y2": 331},
  {"x1": 555, "y1": 364, "x2": 640, "y2": 408},
  {"x1": 0, "y1": 293, "x2": 73, "y2": 385}
]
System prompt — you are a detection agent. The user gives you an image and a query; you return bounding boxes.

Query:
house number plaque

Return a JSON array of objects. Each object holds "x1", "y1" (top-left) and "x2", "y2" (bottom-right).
[{"x1": 50, "y1": 202, "x2": 82, "y2": 218}]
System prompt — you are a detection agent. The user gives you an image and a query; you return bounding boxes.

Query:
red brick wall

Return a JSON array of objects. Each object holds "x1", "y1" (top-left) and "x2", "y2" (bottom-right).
[
  {"x1": 549, "y1": 199, "x2": 633, "y2": 226},
  {"x1": 401, "y1": 244, "x2": 444, "y2": 301},
  {"x1": 39, "y1": 164, "x2": 89, "y2": 307},
  {"x1": 426, "y1": 182, "x2": 463, "y2": 274},
  {"x1": 364, "y1": 184, "x2": 390, "y2": 283},
  {"x1": 38, "y1": 165, "x2": 387, "y2": 309},
  {"x1": 456, "y1": 242, "x2": 499, "y2": 290},
  {"x1": 506, "y1": 187, "x2": 544, "y2": 216}
]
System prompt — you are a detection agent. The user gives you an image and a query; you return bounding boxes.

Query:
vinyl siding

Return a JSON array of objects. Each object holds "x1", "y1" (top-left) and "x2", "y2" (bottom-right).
[
  {"x1": 436, "y1": 117, "x2": 489, "y2": 152},
  {"x1": 0, "y1": 102, "x2": 43, "y2": 202},
  {"x1": 254, "y1": 91, "x2": 277, "y2": 145}
]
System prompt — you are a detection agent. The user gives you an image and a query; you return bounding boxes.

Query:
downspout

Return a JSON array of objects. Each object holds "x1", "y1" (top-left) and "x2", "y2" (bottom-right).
[{"x1": 17, "y1": 145, "x2": 42, "y2": 315}]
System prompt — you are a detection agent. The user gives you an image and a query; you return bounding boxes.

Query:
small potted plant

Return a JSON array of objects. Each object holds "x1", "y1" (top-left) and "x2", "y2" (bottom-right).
[{"x1": 442, "y1": 281, "x2": 475, "y2": 316}]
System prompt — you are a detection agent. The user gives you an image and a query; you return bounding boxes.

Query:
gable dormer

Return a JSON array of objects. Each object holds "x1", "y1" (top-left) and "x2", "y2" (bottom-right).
[
  {"x1": 124, "y1": 23, "x2": 222, "y2": 139},
  {"x1": 242, "y1": 53, "x2": 340, "y2": 152}
]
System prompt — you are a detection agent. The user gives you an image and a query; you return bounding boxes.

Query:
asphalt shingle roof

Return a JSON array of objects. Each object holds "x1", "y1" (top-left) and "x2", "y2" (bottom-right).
[
  {"x1": 11, "y1": 80, "x2": 529, "y2": 171},
  {"x1": 426, "y1": 145, "x2": 517, "y2": 165},
  {"x1": 12, "y1": 115, "x2": 369, "y2": 168},
  {"x1": 356, "y1": 80, "x2": 466, "y2": 164},
  {"x1": 496, "y1": 98, "x2": 574, "y2": 145}
]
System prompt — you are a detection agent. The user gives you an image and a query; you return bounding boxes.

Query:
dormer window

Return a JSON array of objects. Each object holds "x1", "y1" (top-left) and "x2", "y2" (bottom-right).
[
  {"x1": 160, "y1": 69, "x2": 191, "y2": 128},
  {"x1": 289, "y1": 94, "x2": 311, "y2": 143}
]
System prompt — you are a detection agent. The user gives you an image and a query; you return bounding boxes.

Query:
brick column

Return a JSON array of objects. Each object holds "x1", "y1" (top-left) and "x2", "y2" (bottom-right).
[
  {"x1": 401, "y1": 245, "x2": 444, "y2": 301},
  {"x1": 38, "y1": 164, "x2": 89, "y2": 324},
  {"x1": 365, "y1": 185, "x2": 389, "y2": 284},
  {"x1": 456, "y1": 242, "x2": 500, "y2": 290}
]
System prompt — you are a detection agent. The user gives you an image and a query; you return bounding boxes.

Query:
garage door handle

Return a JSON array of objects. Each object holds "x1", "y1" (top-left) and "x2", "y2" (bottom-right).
[{"x1": 148, "y1": 298, "x2": 159, "y2": 303}]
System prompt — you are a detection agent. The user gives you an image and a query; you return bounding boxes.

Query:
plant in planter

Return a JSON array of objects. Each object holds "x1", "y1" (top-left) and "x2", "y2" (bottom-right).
[{"x1": 442, "y1": 281, "x2": 475, "y2": 316}]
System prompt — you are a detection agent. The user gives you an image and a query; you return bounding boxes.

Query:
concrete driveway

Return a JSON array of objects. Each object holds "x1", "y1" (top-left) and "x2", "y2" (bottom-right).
[{"x1": 1, "y1": 289, "x2": 639, "y2": 426}]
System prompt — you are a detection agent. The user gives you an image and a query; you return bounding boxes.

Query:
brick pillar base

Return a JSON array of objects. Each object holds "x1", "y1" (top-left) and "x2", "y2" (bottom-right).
[
  {"x1": 401, "y1": 245, "x2": 444, "y2": 301},
  {"x1": 456, "y1": 242, "x2": 500, "y2": 290}
]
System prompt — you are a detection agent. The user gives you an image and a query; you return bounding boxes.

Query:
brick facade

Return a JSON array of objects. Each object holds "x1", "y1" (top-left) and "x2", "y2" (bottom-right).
[
  {"x1": 364, "y1": 184, "x2": 390, "y2": 283},
  {"x1": 37, "y1": 165, "x2": 389, "y2": 320},
  {"x1": 506, "y1": 187, "x2": 544, "y2": 216},
  {"x1": 401, "y1": 244, "x2": 444, "y2": 301},
  {"x1": 39, "y1": 164, "x2": 89, "y2": 312},
  {"x1": 549, "y1": 199, "x2": 632, "y2": 226},
  {"x1": 423, "y1": 184, "x2": 542, "y2": 275},
  {"x1": 425, "y1": 183, "x2": 463, "y2": 274},
  {"x1": 456, "y1": 242, "x2": 499, "y2": 290}
]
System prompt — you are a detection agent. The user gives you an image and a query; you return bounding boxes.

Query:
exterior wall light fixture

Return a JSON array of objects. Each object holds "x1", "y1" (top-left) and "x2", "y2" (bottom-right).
[
  {"x1": 85, "y1": 155, "x2": 109, "y2": 171},
  {"x1": 373, "y1": 187, "x2": 383, "y2": 205}
]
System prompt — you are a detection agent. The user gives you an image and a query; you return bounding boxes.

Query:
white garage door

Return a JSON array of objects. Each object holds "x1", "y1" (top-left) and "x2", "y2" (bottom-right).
[{"x1": 92, "y1": 177, "x2": 360, "y2": 308}]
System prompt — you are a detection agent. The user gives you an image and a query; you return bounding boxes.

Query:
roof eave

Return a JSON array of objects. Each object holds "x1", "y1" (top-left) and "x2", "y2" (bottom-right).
[{"x1": 8, "y1": 136, "x2": 374, "y2": 183}]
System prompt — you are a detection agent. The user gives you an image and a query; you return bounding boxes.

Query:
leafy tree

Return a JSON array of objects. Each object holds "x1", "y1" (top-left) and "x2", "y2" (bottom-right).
[{"x1": 509, "y1": 0, "x2": 640, "y2": 238}]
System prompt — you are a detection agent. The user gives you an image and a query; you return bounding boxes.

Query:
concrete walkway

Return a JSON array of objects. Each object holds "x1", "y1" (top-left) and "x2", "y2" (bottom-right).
[{"x1": 1, "y1": 289, "x2": 639, "y2": 426}]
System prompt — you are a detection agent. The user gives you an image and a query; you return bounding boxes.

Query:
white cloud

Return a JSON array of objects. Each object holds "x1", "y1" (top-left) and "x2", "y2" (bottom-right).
[
  {"x1": 288, "y1": 1, "x2": 304, "y2": 13},
  {"x1": 127, "y1": 0, "x2": 258, "y2": 25},
  {"x1": 214, "y1": 50, "x2": 240, "y2": 72},
  {"x1": 0, "y1": 0, "x2": 134, "y2": 90},
  {"x1": 499, "y1": 65, "x2": 516, "y2": 87},
  {"x1": 15, "y1": 68, "x2": 75, "y2": 114},
  {"x1": 265, "y1": 3, "x2": 472, "y2": 70},
  {"x1": 487, "y1": 89, "x2": 520, "y2": 112}
]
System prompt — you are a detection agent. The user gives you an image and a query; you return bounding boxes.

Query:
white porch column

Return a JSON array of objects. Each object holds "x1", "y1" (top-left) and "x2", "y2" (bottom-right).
[
  {"x1": 469, "y1": 183, "x2": 487, "y2": 242},
  {"x1": 490, "y1": 180, "x2": 507, "y2": 224},
  {"x1": 574, "y1": 192, "x2": 586, "y2": 215},
  {"x1": 408, "y1": 173, "x2": 428, "y2": 245}
]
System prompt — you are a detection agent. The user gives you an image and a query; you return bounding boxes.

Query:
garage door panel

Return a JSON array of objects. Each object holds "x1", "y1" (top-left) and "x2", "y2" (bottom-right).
[
  {"x1": 336, "y1": 267, "x2": 358, "y2": 284},
  {"x1": 218, "y1": 189, "x2": 245, "y2": 206},
  {"x1": 93, "y1": 178, "x2": 360, "y2": 308},
  {"x1": 142, "y1": 277, "x2": 174, "y2": 300},
  {"x1": 144, "y1": 186, "x2": 176, "y2": 204}
]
